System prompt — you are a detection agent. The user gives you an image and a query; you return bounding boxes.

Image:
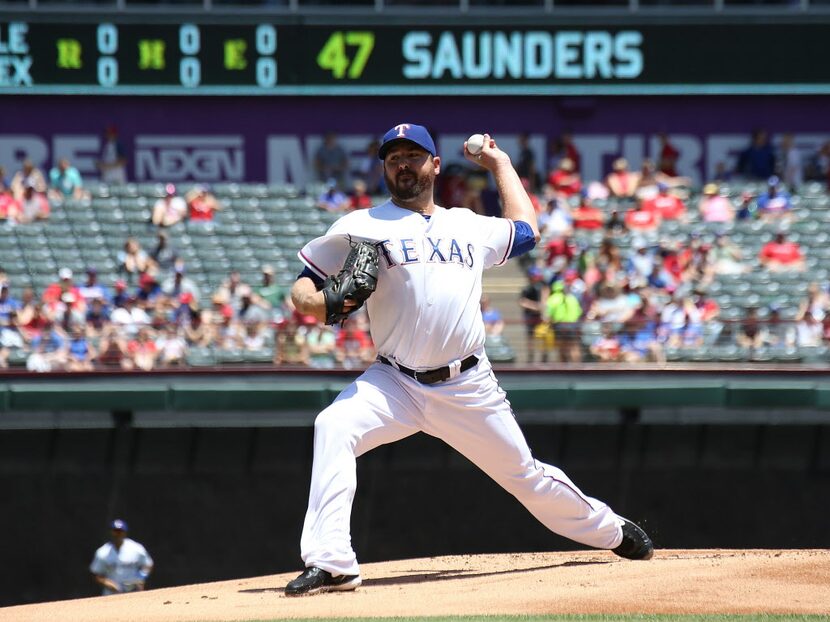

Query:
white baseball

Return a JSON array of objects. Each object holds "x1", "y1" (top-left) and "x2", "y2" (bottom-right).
[{"x1": 466, "y1": 133, "x2": 485, "y2": 156}]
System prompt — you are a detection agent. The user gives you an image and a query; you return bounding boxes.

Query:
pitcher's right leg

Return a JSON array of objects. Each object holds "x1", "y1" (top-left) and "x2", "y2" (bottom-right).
[{"x1": 290, "y1": 364, "x2": 420, "y2": 594}]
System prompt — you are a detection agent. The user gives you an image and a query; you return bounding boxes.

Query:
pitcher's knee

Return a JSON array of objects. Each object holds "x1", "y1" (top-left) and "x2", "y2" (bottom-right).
[{"x1": 314, "y1": 407, "x2": 357, "y2": 446}]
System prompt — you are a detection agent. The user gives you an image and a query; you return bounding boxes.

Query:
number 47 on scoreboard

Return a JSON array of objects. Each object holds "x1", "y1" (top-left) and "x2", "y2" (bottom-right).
[{"x1": 316, "y1": 31, "x2": 375, "y2": 80}]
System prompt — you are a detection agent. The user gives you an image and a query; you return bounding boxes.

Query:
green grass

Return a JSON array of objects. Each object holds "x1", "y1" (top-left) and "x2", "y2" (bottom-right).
[{"x1": 231, "y1": 616, "x2": 829, "y2": 622}]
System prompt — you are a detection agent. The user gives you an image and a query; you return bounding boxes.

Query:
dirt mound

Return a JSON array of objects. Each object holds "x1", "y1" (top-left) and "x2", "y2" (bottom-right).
[{"x1": 4, "y1": 549, "x2": 828, "y2": 622}]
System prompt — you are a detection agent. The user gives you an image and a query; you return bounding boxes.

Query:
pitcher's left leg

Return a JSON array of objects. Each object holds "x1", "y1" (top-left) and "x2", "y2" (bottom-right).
[{"x1": 425, "y1": 363, "x2": 622, "y2": 550}]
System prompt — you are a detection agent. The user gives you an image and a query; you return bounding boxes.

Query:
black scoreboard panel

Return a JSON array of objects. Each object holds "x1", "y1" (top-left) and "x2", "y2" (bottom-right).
[{"x1": 1, "y1": 20, "x2": 829, "y2": 94}]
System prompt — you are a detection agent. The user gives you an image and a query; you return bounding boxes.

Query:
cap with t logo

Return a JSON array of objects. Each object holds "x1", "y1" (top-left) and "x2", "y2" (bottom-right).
[{"x1": 378, "y1": 123, "x2": 437, "y2": 160}]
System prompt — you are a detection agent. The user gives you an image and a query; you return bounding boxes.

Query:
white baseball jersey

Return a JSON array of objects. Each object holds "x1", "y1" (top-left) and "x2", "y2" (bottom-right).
[
  {"x1": 296, "y1": 201, "x2": 624, "y2": 578},
  {"x1": 89, "y1": 538, "x2": 153, "y2": 594},
  {"x1": 300, "y1": 201, "x2": 515, "y2": 369}
]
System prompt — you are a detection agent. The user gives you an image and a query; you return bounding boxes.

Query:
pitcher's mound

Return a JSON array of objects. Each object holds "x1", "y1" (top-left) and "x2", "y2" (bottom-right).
[{"x1": 5, "y1": 549, "x2": 829, "y2": 622}]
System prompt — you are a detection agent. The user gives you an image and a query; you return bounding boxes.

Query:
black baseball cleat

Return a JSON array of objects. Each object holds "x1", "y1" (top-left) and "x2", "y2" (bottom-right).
[
  {"x1": 284, "y1": 566, "x2": 362, "y2": 597},
  {"x1": 612, "y1": 517, "x2": 654, "y2": 560}
]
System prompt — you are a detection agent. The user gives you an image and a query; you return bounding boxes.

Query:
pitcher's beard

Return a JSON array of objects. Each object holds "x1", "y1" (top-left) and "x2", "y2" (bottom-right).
[{"x1": 386, "y1": 170, "x2": 432, "y2": 203}]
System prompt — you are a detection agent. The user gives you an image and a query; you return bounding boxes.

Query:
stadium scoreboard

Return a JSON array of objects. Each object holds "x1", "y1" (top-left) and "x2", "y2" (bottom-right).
[{"x1": 1, "y1": 20, "x2": 828, "y2": 95}]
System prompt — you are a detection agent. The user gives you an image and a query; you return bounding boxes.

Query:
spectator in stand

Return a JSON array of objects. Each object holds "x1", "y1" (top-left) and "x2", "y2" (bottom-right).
[
  {"x1": 545, "y1": 279, "x2": 583, "y2": 363},
  {"x1": 112, "y1": 279, "x2": 130, "y2": 308},
  {"x1": 778, "y1": 133, "x2": 803, "y2": 192},
  {"x1": 480, "y1": 294, "x2": 505, "y2": 339},
  {"x1": 642, "y1": 182, "x2": 686, "y2": 222},
  {"x1": 77, "y1": 267, "x2": 111, "y2": 305},
  {"x1": 626, "y1": 240, "x2": 655, "y2": 289},
  {"x1": 624, "y1": 200, "x2": 660, "y2": 233},
  {"x1": 155, "y1": 324, "x2": 187, "y2": 367},
  {"x1": 48, "y1": 158, "x2": 87, "y2": 201},
  {"x1": 135, "y1": 272, "x2": 163, "y2": 304},
  {"x1": 150, "y1": 231, "x2": 179, "y2": 274},
  {"x1": 587, "y1": 283, "x2": 635, "y2": 325},
  {"x1": 710, "y1": 233, "x2": 749, "y2": 275},
  {"x1": 618, "y1": 301, "x2": 664, "y2": 364},
  {"x1": 184, "y1": 308, "x2": 214, "y2": 348},
  {"x1": 605, "y1": 158, "x2": 639, "y2": 201},
  {"x1": 633, "y1": 159, "x2": 662, "y2": 201},
  {"x1": 547, "y1": 158, "x2": 581, "y2": 200},
  {"x1": 25, "y1": 320, "x2": 69, "y2": 372},
  {"x1": 518, "y1": 266, "x2": 547, "y2": 363},
  {"x1": 126, "y1": 327, "x2": 159, "y2": 371},
  {"x1": 96, "y1": 124, "x2": 128, "y2": 185},
  {"x1": 547, "y1": 131, "x2": 581, "y2": 174},
  {"x1": 603, "y1": 207, "x2": 626, "y2": 237},
  {"x1": 95, "y1": 324, "x2": 130, "y2": 369},
  {"x1": 461, "y1": 174, "x2": 487, "y2": 216},
  {"x1": 538, "y1": 198, "x2": 573, "y2": 242},
  {"x1": 237, "y1": 284, "x2": 271, "y2": 325},
  {"x1": 736, "y1": 306, "x2": 764, "y2": 350},
  {"x1": 354, "y1": 138, "x2": 384, "y2": 195},
  {"x1": 795, "y1": 310, "x2": 823, "y2": 348},
  {"x1": 515, "y1": 132, "x2": 539, "y2": 193},
  {"x1": 796, "y1": 282, "x2": 828, "y2": 322},
  {"x1": 657, "y1": 133, "x2": 679, "y2": 177},
  {"x1": 756, "y1": 176, "x2": 793, "y2": 222},
  {"x1": 314, "y1": 132, "x2": 348, "y2": 189},
  {"x1": 759, "y1": 231, "x2": 806, "y2": 272},
  {"x1": 761, "y1": 305, "x2": 796, "y2": 347},
  {"x1": 42, "y1": 268, "x2": 86, "y2": 318},
  {"x1": 543, "y1": 233, "x2": 576, "y2": 270},
  {"x1": 570, "y1": 192, "x2": 603, "y2": 231},
  {"x1": 334, "y1": 312, "x2": 375, "y2": 370},
  {"x1": 736, "y1": 129, "x2": 776, "y2": 180},
  {"x1": 85, "y1": 297, "x2": 110, "y2": 338},
  {"x1": 10, "y1": 159, "x2": 48, "y2": 200},
  {"x1": 110, "y1": 295, "x2": 151, "y2": 338},
  {"x1": 0, "y1": 186, "x2": 20, "y2": 222},
  {"x1": 301, "y1": 324, "x2": 337, "y2": 369},
  {"x1": 160, "y1": 265, "x2": 200, "y2": 305},
  {"x1": 119, "y1": 238, "x2": 153, "y2": 284},
  {"x1": 0, "y1": 283, "x2": 23, "y2": 368},
  {"x1": 17, "y1": 183, "x2": 50, "y2": 223},
  {"x1": 658, "y1": 290, "x2": 703, "y2": 349},
  {"x1": 66, "y1": 323, "x2": 96, "y2": 371},
  {"x1": 589, "y1": 323, "x2": 622, "y2": 362},
  {"x1": 316, "y1": 178, "x2": 350, "y2": 212},
  {"x1": 256, "y1": 265, "x2": 285, "y2": 313},
  {"x1": 151, "y1": 184, "x2": 187, "y2": 228},
  {"x1": 347, "y1": 179, "x2": 373, "y2": 211},
  {"x1": 185, "y1": 185, "x2": 222, "y2": 222},
  {"x1": 698, "y1": 183, "x2": 735, "y2": 223},
  {"x1": 735, "y1": 191, "x2": 756, "y2": 221}
]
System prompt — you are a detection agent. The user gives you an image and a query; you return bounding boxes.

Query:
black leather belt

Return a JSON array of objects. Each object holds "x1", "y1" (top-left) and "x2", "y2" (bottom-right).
[{"x1": 378, "y1": 355, "x2": 479, "y2": 385}]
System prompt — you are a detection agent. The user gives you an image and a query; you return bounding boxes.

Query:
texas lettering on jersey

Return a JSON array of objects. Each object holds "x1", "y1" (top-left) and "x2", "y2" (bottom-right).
[{"x1": 378, "y1": 237, "x2": 475, "y2": 269}]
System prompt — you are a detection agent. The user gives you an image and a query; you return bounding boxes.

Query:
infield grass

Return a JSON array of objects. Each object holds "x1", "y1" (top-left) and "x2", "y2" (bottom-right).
[{"x1": 235, "y1": 616, "x2": 829, "y2": 622}]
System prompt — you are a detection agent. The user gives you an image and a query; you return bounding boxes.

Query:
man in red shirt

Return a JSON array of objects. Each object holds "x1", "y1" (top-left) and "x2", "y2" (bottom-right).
[
  {"x1": 759, "y1": 232, "x2": 806, "y2": 272},
  {"x1": 571, "y1": 191, "x2": 604, "y2": 230},
  {"x1": 624, "y1": 201, "x2": 660, "y2": 233},
  {"x1": 642, "y1": 183, "x2": 686, "y2": 221},
  {"x1": 657, "y1": 133, "x2": 679, "y2": 177},
  {"x1": 547, "y1": 157, "x2": 581, "y2": 199},
  {"x1": 544, "y1": 235, "x2": 577, "y2": 268}
]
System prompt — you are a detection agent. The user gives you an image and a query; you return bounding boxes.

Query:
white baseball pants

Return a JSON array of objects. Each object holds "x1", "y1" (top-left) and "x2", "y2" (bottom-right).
[{"x1": 299, "y1": 357, "x2": 624, "y2": 577}]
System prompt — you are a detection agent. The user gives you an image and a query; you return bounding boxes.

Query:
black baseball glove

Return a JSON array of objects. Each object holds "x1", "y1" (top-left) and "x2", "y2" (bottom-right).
[{"x1": 321, "y1": 240, "x2": 379, "y2": 325}]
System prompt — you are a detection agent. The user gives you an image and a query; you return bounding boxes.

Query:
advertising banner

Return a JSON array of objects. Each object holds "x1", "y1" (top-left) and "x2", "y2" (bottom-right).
[{"x1": 0, "y1": 95, "x2": 827, "y2": 187}]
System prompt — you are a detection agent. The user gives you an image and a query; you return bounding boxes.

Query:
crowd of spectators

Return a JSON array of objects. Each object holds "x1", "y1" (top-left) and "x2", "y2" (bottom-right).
[
  {"x1": 512, "y1": 130, "x2": 830, "y2": 364},
  {"x1": 3, "y1": 128, "x2": 830, "y2": 371}
]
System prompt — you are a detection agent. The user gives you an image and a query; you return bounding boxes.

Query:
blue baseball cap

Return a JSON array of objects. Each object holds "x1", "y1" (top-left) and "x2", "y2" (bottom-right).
[
  {"x1": 378, "y1": 123, "x2": 437, "y2": 160},
  {"x1": 110, "y1": 519, "x2": 128, "y2": 531}
]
